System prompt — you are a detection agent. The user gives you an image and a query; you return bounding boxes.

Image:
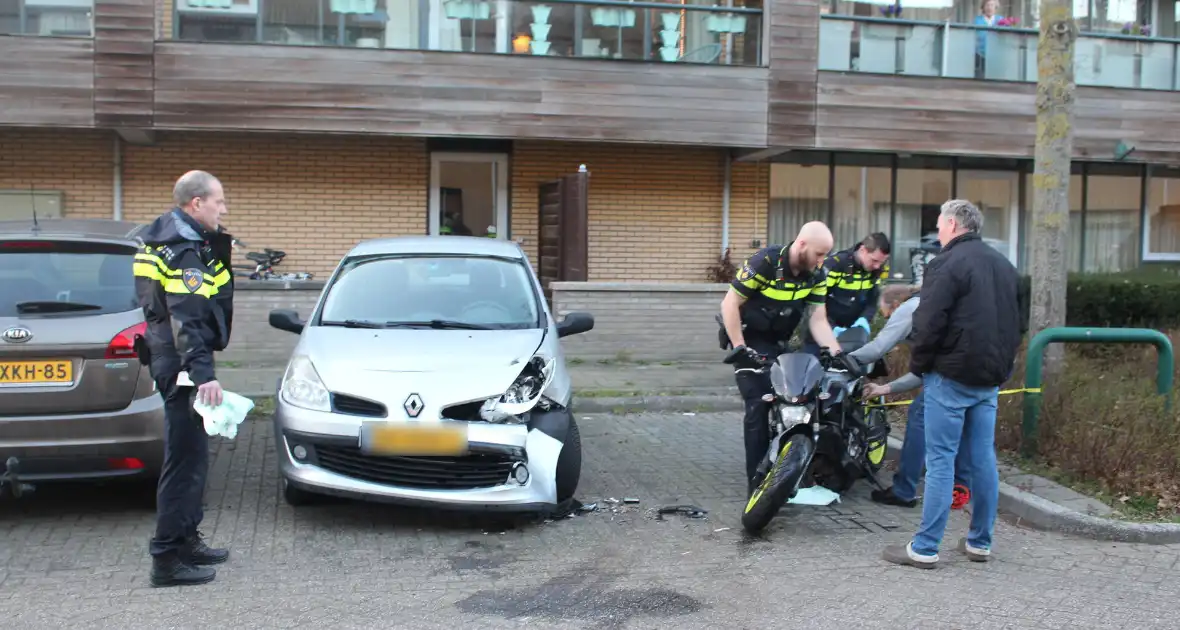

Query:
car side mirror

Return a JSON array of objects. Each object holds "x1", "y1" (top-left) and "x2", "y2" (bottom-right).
[
  {"x1": 269, "y1": 309, "x2": 305, "y2": 334},
  {"x1": 556, "y1": 312, "x2": 594, "y2": 338}
]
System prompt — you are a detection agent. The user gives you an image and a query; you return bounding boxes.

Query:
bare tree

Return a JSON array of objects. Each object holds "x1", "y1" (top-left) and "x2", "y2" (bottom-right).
[{"x1": 1030, "y1": 0, "x2": 1077, "y2": 380}]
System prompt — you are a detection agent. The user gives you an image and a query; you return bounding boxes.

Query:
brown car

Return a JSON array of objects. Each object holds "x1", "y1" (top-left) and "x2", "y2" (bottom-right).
[{"x1": 0, "y1": 219, "x2": 164, "y2": 498}]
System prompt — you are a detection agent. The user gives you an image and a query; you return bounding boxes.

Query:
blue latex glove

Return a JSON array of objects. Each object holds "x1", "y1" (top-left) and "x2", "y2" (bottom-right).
[
  {"x1": 832, "y1": 326, "x2": 847, "y2": 337},
  {"x1": 853, "y1": 317, "x2": 870, "y2": 332}
]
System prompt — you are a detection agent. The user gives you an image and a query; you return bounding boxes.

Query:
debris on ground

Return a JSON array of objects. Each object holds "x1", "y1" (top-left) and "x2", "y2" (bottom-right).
[{"x1": 653, "y1": 504, "x2": 709, "y2": 521}]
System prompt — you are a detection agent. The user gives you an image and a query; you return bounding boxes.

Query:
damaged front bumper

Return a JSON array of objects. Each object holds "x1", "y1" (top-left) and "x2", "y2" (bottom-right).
[{"x1": 275, "y1": 405, "x2": 573, "y2": 512}]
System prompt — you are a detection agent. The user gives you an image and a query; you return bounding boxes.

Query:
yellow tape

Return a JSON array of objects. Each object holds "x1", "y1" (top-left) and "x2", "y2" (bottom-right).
[{"x1": 864, "y1": 387, "x2": 1042, "y2": 408}]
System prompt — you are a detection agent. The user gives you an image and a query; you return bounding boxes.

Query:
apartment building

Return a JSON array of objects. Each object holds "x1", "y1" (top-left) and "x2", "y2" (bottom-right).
[{"x1": 3, "y1": 0, "x2": 1180, "y2": 288}]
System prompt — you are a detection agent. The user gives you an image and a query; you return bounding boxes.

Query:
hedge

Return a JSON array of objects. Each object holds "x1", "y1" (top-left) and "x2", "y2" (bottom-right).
[{"x1": 1017, "y1": 271, "x2": 1180, "y2": 330}]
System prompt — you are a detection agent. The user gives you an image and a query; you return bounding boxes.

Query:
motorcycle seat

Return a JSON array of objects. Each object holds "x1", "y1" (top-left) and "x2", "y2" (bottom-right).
[
  {"x1": 246, "y1": 252, "x2": 272, "y2": 263},
  {"x1": 265, "y1": 249, "x2": 286, "y2": 257}
]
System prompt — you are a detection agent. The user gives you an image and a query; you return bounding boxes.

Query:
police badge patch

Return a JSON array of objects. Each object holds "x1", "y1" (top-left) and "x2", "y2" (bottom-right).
[
  {"x1": 181, "y1": 268, "x2": 204, "y2": 293},
  {"x1": 736, "y1": 266, "x2": 754, "y2": 282}
]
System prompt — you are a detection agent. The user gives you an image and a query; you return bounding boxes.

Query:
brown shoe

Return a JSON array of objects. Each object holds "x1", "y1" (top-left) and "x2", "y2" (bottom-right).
[
  {"x1": 957, "y1": 537, "x2": 990, "y2": 562},
  {"x1": 882, "y1": 542, "x2": 938, "y2": 569}
]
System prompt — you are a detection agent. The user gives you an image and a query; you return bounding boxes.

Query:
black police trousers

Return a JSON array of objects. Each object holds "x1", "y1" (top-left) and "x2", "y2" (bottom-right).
[
  {"x1": 149, "y1": 375, "x2": 209, "y2": 558},
  {"x1": 733, "y1": 338, "x2": 781, "y2": 495}
]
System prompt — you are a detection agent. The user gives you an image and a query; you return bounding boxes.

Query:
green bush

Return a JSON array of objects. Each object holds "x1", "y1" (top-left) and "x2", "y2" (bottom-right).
[{"x1": 1017, "y1": 271, "x2": 1180, "y2": 329}]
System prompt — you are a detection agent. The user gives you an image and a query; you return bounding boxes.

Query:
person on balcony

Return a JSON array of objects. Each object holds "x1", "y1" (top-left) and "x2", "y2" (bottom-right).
[{"x1": 974, "y1": 0, "x2": 1006, "y2": 77}]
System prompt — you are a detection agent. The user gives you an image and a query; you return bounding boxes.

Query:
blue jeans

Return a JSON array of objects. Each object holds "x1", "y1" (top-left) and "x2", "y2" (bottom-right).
[
  {"x1": 892, "y1": 389, "x2": 972, "y2": 502},
  {"x1": 911, "y1": 372, "x2": 1000, "y2": 556}
]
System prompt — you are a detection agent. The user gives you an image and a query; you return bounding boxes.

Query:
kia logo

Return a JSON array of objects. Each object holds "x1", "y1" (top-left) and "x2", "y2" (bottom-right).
[{"x1": 1, "y1": 327, "x2": 32, "y2": 343}]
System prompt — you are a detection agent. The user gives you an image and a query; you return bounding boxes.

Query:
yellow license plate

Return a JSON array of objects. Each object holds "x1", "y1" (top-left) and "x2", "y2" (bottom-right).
[
  {"x1": 0, "y1": 360, "x2": 73, "y2": 385},
  {"x1": 363, "y1": 423, "x2": 468, "y2": 457}
]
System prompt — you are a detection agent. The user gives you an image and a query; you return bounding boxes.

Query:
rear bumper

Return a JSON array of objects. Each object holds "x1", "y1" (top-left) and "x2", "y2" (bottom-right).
[{"x1": 0, "y1": 393, "x2": 166, "y2": 482}]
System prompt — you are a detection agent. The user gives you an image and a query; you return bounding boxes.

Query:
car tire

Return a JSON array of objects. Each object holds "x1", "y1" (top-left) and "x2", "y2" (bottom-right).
[
  {"x1": 554, "y1": 416, "x2": 582, "y2": 503},
  {"x1": 282, "y1": 478, "x2": 316, "y2": 506}
]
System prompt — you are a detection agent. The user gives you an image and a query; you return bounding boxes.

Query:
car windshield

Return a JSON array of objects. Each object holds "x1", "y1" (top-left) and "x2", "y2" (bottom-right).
[
  {"x1": 318, "y1": 255, "x2": 542, "y2": 330},
  {"x1": 0, "y1": 240, "x2": 138, "y2": 317}
]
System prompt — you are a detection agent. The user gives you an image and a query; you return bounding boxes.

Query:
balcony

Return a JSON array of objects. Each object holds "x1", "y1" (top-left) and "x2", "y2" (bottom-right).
[
  {"x1": 820, "y1": 15, "x2": 1180, "y2": 91},
  {"x1": 168, "y1": 0, "x2": 764, "y2": 66},
  {"x1": 1, "y1": 0, "x2": 95, "y2": 37}
]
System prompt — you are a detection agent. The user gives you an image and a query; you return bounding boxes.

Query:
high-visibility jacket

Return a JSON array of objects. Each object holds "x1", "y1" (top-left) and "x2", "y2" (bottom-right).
[{"x1": 132, "y1": 208, "x2": 234, "y2": 386}]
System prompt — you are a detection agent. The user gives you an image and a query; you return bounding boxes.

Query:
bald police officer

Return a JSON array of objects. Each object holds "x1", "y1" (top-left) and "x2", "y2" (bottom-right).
[{"x1": 719, "y1": 221, "x2": 844, "y2": 496}]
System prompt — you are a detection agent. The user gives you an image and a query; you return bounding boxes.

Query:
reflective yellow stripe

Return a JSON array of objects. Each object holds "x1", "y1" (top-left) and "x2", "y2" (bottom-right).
[{"x1": 133, "y1": 251, "x2": 229, "y2": 298}]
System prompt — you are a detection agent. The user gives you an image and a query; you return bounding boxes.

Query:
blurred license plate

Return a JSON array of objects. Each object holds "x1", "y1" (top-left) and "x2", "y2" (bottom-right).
[
  {"x1": 361, "y1": 423, "x2": 468, "y2": 456},
  {"x1": 0, "y1": 360, "x2": 73, "y2": 386}
]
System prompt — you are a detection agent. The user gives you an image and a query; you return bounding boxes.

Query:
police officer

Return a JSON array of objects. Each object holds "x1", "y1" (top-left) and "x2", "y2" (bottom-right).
[
  {"x1": 800, "y1": 232, "x2": 892, "y2": 354},
  {"x1": 133, "y1": 170, "x2": 234, "y2": 588},
  {"x1": 718, "y1": 221, "x2": 844, "y2": 496}
]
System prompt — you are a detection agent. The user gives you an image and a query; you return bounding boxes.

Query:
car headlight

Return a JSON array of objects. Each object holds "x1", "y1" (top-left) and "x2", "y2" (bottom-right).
[
  {"x1": 479, "y1": 354, "x2": 556, "y2": 424},
  {"x1": 280, "y1": 355, "x2": 331, "y2": 412},
  {"x1": 778, "y1": 405, "x2": 810, "y2": 428}
]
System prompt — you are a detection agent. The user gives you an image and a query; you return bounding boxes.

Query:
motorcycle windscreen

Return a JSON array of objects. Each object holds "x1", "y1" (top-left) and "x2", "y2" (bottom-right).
[{"x1": 769, "y1": 353, "x2": 825, "y2": 399}]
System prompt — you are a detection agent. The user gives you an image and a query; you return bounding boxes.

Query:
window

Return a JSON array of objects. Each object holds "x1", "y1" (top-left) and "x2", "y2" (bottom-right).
[
  {"x1": 1, "y1": 0, "x2": 94, "y2": 37},
  {"x1": 1080, "y1": 168, "x2": 1141, "y2": 272},
  {"x1": 0, "y1": 241, "x2": 138, "y2": 317},
  {"x1": 1145, "y1": 166, "x2": 1180, "y2": 258},
  {"x1": 832, "y1": 153, "x2": 891, "y2": 256},
  {"x1": 895, "y1": 156, "x2": 953, "y2": 280},
  {"x1": 318, "y1": 255, "x2": 542, "y2": 329},
  {"x1": 768, "y1": 159, "x2": 830, "y2": 246}
]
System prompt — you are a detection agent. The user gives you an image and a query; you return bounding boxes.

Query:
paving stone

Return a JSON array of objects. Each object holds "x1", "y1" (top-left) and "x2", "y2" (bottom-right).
[{"x1": 3, "y1": 411, "x2": 1176, "y2": 628}]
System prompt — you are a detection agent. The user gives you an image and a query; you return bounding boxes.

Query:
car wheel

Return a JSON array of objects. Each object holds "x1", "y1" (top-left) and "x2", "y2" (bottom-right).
[
  {"x1": 282, "y1": 478, "x2": 316, "y2": 506},
  {"x1": 554, "y1": 416, "x2": 582, "y2": 503}
]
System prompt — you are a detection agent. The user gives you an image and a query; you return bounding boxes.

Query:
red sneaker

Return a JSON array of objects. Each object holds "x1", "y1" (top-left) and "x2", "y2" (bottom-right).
[{"x1": 951, "y1": 484, "x2": 971, "y2": 510}]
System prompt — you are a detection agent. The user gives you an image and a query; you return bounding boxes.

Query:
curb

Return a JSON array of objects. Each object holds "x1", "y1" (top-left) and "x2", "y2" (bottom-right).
[
  {"x1": 883, "y1": 436, "x2": 1180, "y2": 545},
  {"x1": 573, "y1": 394, "x2": 742, "y2": 414}
]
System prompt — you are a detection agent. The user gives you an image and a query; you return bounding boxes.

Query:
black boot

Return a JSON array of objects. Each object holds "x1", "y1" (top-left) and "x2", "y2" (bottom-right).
[
  {"x1": 150, "y1": 554, "x2": 216, "y2": 588},
  {"x1": 182, "y1": 531, "x2": 230, "y2": 566},
  {"x1": 870, "y1": 486, "x2": 918, "y2": 508}
]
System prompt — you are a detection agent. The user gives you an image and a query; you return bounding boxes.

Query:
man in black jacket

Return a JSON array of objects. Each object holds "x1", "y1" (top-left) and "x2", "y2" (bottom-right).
[
  {"x1": 882, "y1": 199, "x2": 1021, "y2": 570},
  {"x1": 134, "y1": 170, "x2": 235, "y2": 587}
]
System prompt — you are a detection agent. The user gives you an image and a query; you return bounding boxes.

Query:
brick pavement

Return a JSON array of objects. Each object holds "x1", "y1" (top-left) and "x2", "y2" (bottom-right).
[{"x1": 1, "y1": 411, "x2": 1177, "y2": 629}]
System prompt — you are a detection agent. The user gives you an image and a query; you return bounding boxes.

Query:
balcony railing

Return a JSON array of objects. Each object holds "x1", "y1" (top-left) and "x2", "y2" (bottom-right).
[
  {"x1": 820, "y1": 15, "x2": 1180, "y2": 91},
  {"x1": 171, "y1": 0, "x2": 764, "y2": 66},
  {"x1": 1, "y1": 0, "x2": 95, "y2": 37}
]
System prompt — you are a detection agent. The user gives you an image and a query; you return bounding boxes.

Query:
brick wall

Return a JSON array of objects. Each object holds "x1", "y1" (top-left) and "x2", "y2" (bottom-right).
[
  {"x1": 215, "y1": 283, "x2": 323, "y2": 366},
  {"x1": 511, "y1": 141, "x2": 767, "y2": 282},
  {"x1": 551, "y1": 281, "x2": 728, "y2": 361},
  {"x1": 4, "y1": 129, "x2": 767, "y2": 283},
  {"x1": 120, "y1": 132, "x2": 429, "y2": 277},
  {"x1": 0, "y1": 129, "x2": 115, "y2": 220},
  {"x1": 223, "y1": 281, "x2": 729, "y2": 366}
]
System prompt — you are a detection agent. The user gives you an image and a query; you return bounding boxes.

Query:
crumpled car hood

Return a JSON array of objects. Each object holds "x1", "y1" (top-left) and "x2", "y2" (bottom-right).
[{"x1": 297, "y1": 328, "x2": 547, "y2": 421}]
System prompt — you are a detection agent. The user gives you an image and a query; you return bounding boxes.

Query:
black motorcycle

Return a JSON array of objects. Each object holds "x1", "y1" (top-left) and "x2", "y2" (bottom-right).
[
  {"x1": 231, "y1": 238, "x2": 313, "y2": 281},
  {"x1": 724, "y1": 328, "x2": 891, "y2": 534}
]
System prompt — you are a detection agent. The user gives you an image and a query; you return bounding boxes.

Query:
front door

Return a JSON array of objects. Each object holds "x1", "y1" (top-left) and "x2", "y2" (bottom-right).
[
  {"x1": 537, "y1": 167, "x2": 589, "y2": 305},
  {"x1": 429, "y1": 152, "x2": 509, "y2": 238},
  {"x1": 955, "y1": 169, "x2": 1020, "y2": 264}
]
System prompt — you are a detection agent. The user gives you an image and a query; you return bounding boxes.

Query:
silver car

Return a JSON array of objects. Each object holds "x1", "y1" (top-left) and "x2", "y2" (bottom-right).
[
  {"x1": 0, "y1": 219, "x2": 164, "y2": 497},
  {"x1": 268, "y1": 236, "x2": 594, "y2": 512}
]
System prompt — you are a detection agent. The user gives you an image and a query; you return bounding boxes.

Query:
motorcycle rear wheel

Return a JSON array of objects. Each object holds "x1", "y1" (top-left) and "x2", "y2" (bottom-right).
[{"x1": 741, "y1": 434, "x2": 814, "y2": 534}]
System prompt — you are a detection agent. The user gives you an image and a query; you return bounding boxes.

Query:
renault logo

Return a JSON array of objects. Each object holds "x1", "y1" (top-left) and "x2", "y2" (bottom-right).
[
  {"x1": 1, "y1": 327, "x2": 32, "y2": 344},
  {"x1": 403, "y1": 393, "x2": 424, "y2": 418}
]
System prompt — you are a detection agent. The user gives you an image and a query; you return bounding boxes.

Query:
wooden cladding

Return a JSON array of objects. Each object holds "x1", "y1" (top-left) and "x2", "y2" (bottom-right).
[
  {"x1": 93, "y1": 0, "x2": 155, "y2": 128},
  {"x1": 152, "y1": 43, "x2": 769, "y2": 147},
  {"x1": 815, "y1": 72, "x2": 1180, "y2": 164},
  {"x1": 0, "y1": 37, "x2": 94, "y2": 127},
  {"x1": 766, "y1": 0, "x2": 819, "y2": 148}
]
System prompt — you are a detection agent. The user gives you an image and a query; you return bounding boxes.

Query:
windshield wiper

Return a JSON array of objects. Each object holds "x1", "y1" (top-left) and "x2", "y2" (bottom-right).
[
  {"x1": 320, "y1": 319, "x2": 387, "y2": 329},
  {"x1": 384, "y1": 319, "x2": 492, "y2": 330},
  {"x1": 15, "y1": 301, "x2": 102, "y2": 314}
]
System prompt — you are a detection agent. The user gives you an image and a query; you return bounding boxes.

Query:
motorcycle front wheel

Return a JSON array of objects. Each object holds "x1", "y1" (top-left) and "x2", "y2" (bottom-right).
[{"x1": 741, "y1": 434, "x2": 815, "y2": 534}]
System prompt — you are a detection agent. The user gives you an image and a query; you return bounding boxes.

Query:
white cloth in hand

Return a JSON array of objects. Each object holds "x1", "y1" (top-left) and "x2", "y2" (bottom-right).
[{"x1": 194, "y1": 390, "x2": 255, "y2": 439}]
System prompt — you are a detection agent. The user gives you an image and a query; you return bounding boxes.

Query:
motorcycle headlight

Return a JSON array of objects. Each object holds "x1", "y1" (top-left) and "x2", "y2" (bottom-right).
[
  {"x1": 479, "y1": 354, "x2": 556, "y2": 424},
  {"x1": 280, "y1": 355, "x2": 331, "y2": 412},
  {"x1": 778, "y1": 405, "x2": 810, "y2": 428}
]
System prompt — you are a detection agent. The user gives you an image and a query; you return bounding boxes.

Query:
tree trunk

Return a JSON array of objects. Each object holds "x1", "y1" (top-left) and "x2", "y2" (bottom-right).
[{"x1": 1030, "y1": 0, "x2": 1077, "y2": 382}]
